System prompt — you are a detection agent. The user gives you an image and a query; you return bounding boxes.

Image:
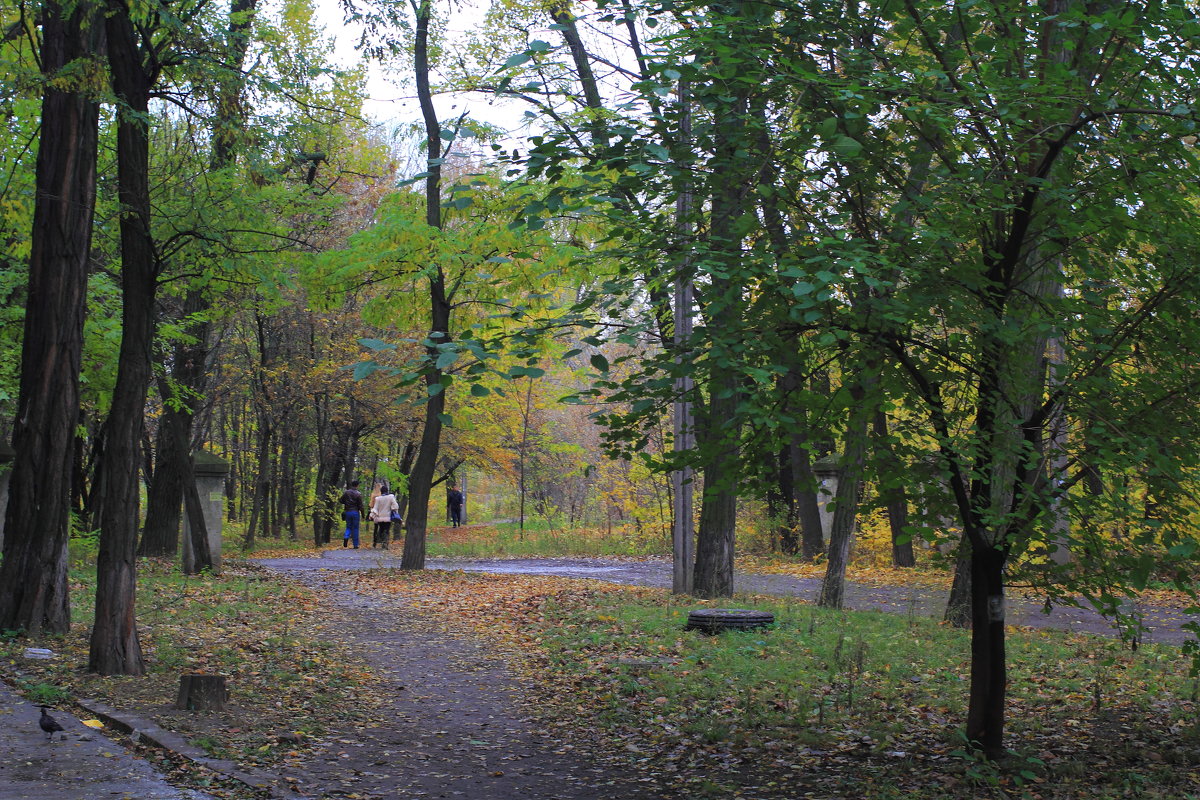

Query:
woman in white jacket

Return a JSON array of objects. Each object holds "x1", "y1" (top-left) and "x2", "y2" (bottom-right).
[{"x1": 369, "y1": 484, "x2": 401, "y2": 549}]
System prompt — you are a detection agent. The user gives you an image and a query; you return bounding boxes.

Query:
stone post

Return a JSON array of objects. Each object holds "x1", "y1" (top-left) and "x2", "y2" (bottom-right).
[
  {"x1": 811, "y1": 455, "x2": 840, "y2": 544},
  {"x1": 183, "y1": 450, "x2": 230, "y2": 575},
  {"x1": 0, "y1": 443, "x2": 13, "y2": 551}
]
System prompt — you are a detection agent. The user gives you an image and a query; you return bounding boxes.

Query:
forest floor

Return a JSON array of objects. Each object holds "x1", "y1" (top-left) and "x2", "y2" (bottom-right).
[{"x1": 3, "y1": 546, "x2": 1197, "y2": 800}]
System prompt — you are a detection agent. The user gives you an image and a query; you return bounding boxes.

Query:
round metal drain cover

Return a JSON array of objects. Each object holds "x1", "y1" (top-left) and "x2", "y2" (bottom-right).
[{"x1": 685, "y1": 608, "x2": 775, "y2": 633}]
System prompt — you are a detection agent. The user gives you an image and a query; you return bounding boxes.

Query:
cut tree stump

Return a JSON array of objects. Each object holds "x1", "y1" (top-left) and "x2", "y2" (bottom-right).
[
  {"x1": 685, "y1": 608, "x2": 775, "y2": 634},
  {"x1": 175, "y1": 674, "x2": 228, "y2": 711}
]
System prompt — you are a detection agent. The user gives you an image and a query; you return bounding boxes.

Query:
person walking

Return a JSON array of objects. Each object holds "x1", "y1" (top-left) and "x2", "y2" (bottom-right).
[
  {"x1": 370, "y1": 483, "x2": 401, "y2": 549},
  {"x1": 340, "y1": 480, "x2": 364, "y2": 548},
  {"x1": 447, "y1": 485, "x2": 465, "y2": 527}
]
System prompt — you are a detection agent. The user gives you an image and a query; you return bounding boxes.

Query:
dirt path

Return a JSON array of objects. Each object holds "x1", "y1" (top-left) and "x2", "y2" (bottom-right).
[
  {"x1": 265, "y1": 567, "x2": 668, "y2": 800},
  {"x1": 257, "y1": 551, "x2": 1197, "y2": 645}
]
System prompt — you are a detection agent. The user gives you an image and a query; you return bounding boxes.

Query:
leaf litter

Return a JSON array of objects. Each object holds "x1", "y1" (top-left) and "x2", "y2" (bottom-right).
[{"x1": 3, "y1": 555, "x2": 1198, "y2": 799}]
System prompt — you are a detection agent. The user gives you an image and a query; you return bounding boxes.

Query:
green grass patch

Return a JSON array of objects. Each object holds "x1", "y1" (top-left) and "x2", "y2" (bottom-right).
[{"x1": 524, "y1": 586, "x2": 1200, "y2": 799}]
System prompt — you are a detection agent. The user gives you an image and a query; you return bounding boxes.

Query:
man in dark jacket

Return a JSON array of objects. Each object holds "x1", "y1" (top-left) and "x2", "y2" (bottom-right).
[
  {"x1": 447, "y1": 486, "x2": 464, "y2": 527},
  {"x1": 340, "y1": 480, "x2": 364, "y2": 548}
]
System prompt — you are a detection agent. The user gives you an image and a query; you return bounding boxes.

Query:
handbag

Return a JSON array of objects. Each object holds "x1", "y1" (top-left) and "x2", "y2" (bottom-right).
[{"x1": 390, "y1": 509, "x2": 403, "y2": 523}]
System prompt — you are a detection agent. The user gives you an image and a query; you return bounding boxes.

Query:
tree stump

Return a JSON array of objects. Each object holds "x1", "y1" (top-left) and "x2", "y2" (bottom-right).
[
  {"x1": 175, "y1": 674, "x2": 228, "y2": 711},
  {"x1": 685, "y1": 608, "x2": 775, "y2": 634}
]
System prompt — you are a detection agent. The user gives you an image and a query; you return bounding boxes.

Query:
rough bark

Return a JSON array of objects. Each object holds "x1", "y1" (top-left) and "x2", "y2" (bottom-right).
[
  {"x1": 0, "y1": 0, "x2": 100, "y2": 636},
  {"x1": 90, "y1": 0, "x2": 155, "y2": 676},
  {"x1": 776, "y1": 367, "x2": 824, "y2": 560},
  {"x1": 965, "y1": 543, "x2": 1007, "y2": 757},
  {"x1": 692, "y1": 371, "x2": 739, "y2": 598},
  {"x1": 140, "y1": 307, "x2": 208, "y2": 558},
  {"x1": 175, "y1": 674, "x2": 228, "y2": 711},
  {"x1": 944, "y1": 540, "x2": 972, "y2": 627}
]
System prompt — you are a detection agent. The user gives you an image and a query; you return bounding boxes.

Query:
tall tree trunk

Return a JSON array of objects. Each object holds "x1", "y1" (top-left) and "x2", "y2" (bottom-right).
[
  {"x1": 140, "y1": 306, "x2": 208, "y2": 557},
  {"x1": 692, "y1": 369, "x2": 739, "y2": 598},
  {"x1": 791, "y1": 434, "x2": 825, "y2": 560},
  {"x1": 140, "y1": 386, "x2": 186, "y2": 557},
  {"x1": 243, "y1": 419, "x2": 271, "y2": 552},
  {"x1": 777, "y1": 366, "x2": 824, "y2": 560},
  {"x1": 0, "y1": 0, "x2": 101, "y2": 635},
  {"x1": 874, "y1": 410, "x2": 915, "y2": 567},
  {"x1": 945, "y1": 538, "x2": 972, "y2": 627},
  {"x1": 549, "y1": 3, "x2": 609, "y2": 151},
  {"x1": 400, "y1": 0, "x2": 449, "y2": 571},
  {"x1": 394, "y1": 440, "x2": 417, "y2": 520},
  {"x1": 90, "y1": 0, "x2": 155, "y2": 675},
  {"x1": 965, "y1": 541, "x2": 1007, "y2": 758},
  {"x1": 818, "y1": 380, "x2": 870, "y2": 609}
]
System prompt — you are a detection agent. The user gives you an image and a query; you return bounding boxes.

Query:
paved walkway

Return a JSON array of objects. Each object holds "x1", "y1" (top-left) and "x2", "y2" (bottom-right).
[
  {"x1": 256, "y1": 550, "x2": 1198, "y2": 645},
  {"x1": 0, "y1": 679, "x2": 214, "y2": 800}
]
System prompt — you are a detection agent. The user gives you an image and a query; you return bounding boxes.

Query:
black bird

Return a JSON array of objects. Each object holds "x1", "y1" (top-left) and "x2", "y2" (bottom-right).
[{"x1": 38, "y1": 706, "x2": 65, "y2": 742}]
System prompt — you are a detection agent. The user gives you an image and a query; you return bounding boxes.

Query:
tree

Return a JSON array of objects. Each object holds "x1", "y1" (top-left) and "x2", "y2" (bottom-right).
[
  {"x1": 499, "y1": 0, "x2": 1200, "y2": 758},
  {"x1": 396, "y1": 0, "x2": 451, "y2": 570},
  {"x1": 139, "y1": 0, "x2": 261, "y2": 562},
  {"x1": 0, "y1": 0, "x2": 102, "y2": 636},
  {"x1": 88, "y1": 0, "x2": 174, "y2": 675}
]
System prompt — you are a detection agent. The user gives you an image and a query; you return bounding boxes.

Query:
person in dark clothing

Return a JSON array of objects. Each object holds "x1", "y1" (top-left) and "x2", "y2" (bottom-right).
[
  {"x1": 340, "y1": 480, "x2": 364, "y2": 548},
  {"x1": 447, "y1": 486, "x2": 464, "y2": 527}
]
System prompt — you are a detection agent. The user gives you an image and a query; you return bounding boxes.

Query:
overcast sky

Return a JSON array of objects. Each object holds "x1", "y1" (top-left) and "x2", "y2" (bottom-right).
[{"x1": 312, "y1": 0, "x2": 530, "y2": 140}]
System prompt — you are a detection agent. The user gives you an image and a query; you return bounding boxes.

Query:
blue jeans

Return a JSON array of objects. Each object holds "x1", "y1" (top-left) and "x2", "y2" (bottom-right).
[{"x1": 343, "y1": 510, "x2": 360, "y2": 547}]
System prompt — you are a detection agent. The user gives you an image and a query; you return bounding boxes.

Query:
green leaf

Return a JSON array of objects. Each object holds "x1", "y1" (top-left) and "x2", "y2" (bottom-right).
[
  {"x1": 435, "y1": 350, "x2": 459, "y2": 370},
  {"x1": 831, "y1": 135, "x2": 862, "y2": 159},
  {"x1": 352, "y1": 361, "x2": 380, "y2": 380},
  {"x1": 470, "y1": 383, "x2": 490, "y2": 397},
  {"x1": 590, "y1": 353, "x2": 609, "y2": 372}
]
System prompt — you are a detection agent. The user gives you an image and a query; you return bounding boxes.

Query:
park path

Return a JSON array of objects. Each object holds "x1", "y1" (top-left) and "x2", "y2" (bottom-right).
[
  {"x1": 244, "y1": 551, "x2": 1197, "y2": 799},
  {"x1": 256, "y1": 551, "x2": 1198, "y2": 645},
  {"x1": 259, "y1": 564, "x2": 670, "y2": 800},
  {"x1": 0, "y1": 679, "x2": 216, "y2": 800}
]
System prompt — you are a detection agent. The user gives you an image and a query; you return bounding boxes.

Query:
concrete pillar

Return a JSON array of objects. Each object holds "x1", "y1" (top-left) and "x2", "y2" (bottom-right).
[
  {"x1": 811, "y1": 455, "x2": 840, "y2": 543},
  {"x1": 0, "y1": 443, "x2": 13, "y2": 551},
  {"x1": 183, "y1": 450, "x2": 230, "y2": 575}
]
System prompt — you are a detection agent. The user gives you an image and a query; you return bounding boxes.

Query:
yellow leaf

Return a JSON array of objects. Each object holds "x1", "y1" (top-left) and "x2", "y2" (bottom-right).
[{"x1": 81, "y1": 719, "x2": 104, "y2": 729}]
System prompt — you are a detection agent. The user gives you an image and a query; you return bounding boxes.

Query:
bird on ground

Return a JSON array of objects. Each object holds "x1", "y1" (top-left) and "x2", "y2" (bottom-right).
[{"x1": 38, "y1": 706, "x2": 65, "y2": 742}]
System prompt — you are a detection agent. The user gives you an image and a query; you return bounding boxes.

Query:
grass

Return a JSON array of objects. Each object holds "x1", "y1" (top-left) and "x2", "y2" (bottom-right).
[{"x1": 8, "y1": 523, "x2": 1196, "y2": 799}]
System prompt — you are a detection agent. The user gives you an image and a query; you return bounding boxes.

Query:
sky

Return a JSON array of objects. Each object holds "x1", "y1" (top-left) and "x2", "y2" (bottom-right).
[{"x1": 311, "y1": 0, "x2": 530, "y2": 141}]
